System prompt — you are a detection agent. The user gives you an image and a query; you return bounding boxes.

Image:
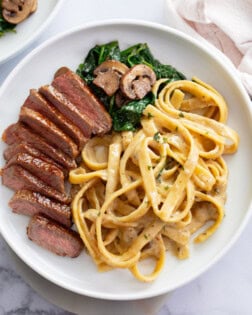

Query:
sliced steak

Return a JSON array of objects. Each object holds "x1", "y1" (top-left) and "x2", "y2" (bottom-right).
[
  {"x1": 39, "y1": 85, "x2": 93, "y2": 138},
  {"x1": 6, "y1": 152, "x2": 65, "y2": 193},
  {"x1": 24, "y1": 90, "x2": 88, "y2": 149},
  {"x1": 52, "y1": 69, "x2": 112, "y2": 135},
  {"x1": 2, "y1": 123, "x2": 76, "y2": 170},
  {"x1": 2, "y1": 165, "x2": 70, "y2": 204},
  {"x1": 27, "y1": 214, "x2": 83, "y2": 257},
  {"x1": 19, "y1": 106, "x2": 78, "y2": 158},
  {"x1": 54, "y1": 66, "x2": 69, "y2": 79},
  {"x1": 3, "y1": 142, "x2": 67, "y2": 177},
  {"x1": 9, "y1": 190, "x2": 72, "y2": 227}
]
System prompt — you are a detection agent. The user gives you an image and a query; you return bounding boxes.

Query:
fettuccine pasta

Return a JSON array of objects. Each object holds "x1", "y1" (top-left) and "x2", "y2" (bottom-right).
[{"x1": 69, "y1": 78, "x2": 239, "y2": 282}]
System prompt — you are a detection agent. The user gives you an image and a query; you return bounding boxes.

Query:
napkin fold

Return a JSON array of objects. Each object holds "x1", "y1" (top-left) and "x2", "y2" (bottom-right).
[{"x1": 165, "y1": 0, "x2": 252, "y2": 96}]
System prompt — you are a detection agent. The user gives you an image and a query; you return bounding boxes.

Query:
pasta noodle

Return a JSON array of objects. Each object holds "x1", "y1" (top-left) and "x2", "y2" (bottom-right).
[{"x1": 69, "y1": 78, "x2": 239, "y2": 282}]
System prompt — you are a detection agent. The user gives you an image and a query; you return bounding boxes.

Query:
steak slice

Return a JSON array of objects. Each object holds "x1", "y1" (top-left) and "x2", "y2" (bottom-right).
[
  {"x1": 19, "y1": 106, "x2": 78, "y2": 158},
  {"x1": 3, "y1": 142, "x2": 67, "y2": 177},
  {"x1": 2, "y1": 123, "x2": 76, "y2": 170},
  {"x1": 2, "y1": 165, "x2": 70, "y2": 204},
  {"x1": 52, "y1": 68, "x2": 112, "y2": 135},
  {"x1": 27, "y1": 214, "x2": 83, "y2": 257},
  {"x1": 6, "y1": 152, "x2": 65, "y2": 193},
  {"x1": 9, "y1": 190, "x2": 72, "y2": 227},
  {"x1": 25, "y1": 90, "x2": 88, "y2": 149},
  {"x1": 39, "y1": 85, "x2": 93, "y2": 138}
]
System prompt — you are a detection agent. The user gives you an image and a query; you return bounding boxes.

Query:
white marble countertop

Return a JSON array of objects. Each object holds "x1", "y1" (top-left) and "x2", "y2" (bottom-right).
[{"x1": 0, "y1": 0, "x2": 252, "y2": 314}]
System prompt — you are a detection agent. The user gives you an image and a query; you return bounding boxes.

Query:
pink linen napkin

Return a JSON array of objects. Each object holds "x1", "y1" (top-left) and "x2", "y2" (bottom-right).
[{"x1": 165, "y1": 0, "x2": 252, "y2": 96}]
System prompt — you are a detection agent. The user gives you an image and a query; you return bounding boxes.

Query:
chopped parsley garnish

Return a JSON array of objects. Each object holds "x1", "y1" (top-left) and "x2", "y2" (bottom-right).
[
  {"x1": 147, "y1": 112, "x2": 154, "y2": 119},
  {"x1": 153, "y1": 131, "x2": 161, "y2": 142}
]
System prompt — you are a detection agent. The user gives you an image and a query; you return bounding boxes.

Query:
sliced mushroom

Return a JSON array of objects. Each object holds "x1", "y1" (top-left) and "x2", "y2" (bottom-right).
[
  {"x1": 30, "y1": 0, "x2": 37, "y2": 13},
  {"x1": 93, "y1": 60, "x2": 129, "y2": 96},
  {"x1": 120, "y1": 64, "x2": 156, "y2": 100},
  {"x1": 115, "y1": 90, "x2": 130, "y2": 107},
  {"x1": 2, "y1": 0, "x2": 37, "y2": 24}
]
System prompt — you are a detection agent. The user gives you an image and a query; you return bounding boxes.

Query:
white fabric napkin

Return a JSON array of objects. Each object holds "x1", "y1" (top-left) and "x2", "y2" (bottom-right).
[{"x1": 165, "y1": 0, "x2": 252, "y2": 96}]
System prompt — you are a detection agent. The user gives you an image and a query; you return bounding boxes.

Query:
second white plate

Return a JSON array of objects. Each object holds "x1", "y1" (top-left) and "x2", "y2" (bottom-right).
[{"x1": 0, "y1": 0, "x2": 65, "y2": 64}]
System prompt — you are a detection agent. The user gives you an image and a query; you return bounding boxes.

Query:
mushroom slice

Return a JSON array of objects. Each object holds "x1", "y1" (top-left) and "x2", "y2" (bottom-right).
[
  {"x1": 93, "y1": 60, "x2": 129, "y2": 96},
  {"x1": 120, "y1": 64, "x2": 156, "y2": 100},
  {"x1": 2, "y1": 0, "x2": 37, "y2": 24},
  {"x1": 30, "y1": 0, "x2": 37, "y2": 13},
  {"x1": 115, "y1": 90, "x2": 130, "y2": 107}
]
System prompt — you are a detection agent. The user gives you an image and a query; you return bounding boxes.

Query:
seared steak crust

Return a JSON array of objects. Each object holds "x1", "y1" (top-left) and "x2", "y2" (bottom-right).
[
  {"x1": 25, "y1": 90, "x2": 88, "y2": 149},
  {"x1": 39, "y1": 85, "x2": 93, "y2": 138},
  {"x1": 19, "y1": 106, "x2": 78, "y2": 158},
  {"x1": 27, "y1": 214, "x2": 83, "y2": 257},
  {"x1": 2, "y1": 165, "x2": 70, "y2": 204},
  {"x1": 6, "y1": 152, "x2": 65, "y2": 193},
  {"x1": 1, "y1": 67, "x2": 115, "y2": 258},
  {"x1": 9, "y1": 190, "x2": 72, "y2": 227},
  {"x1": 2, "y1": 123, "x2": 77, "y2": 170},
  {"x1": 3, "y1": 142, "x2": 67, "y2": 177},
  {"x1": 52, "y1": 69, "x2": 112, "y2": 135}
]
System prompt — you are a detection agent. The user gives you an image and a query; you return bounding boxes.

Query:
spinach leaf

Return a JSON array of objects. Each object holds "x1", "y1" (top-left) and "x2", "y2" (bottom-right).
[
  {"x1": 152, "y1": 61, "x2": 186, "y2": 81},
  {"x1": 76, "y1": 41, "x2": 186, "y2": 131},
  {"x1": 0, "y1": 2, "x2": 16, "y2": 37},
  {"x1": 112, "y1": 93, "x2": 154, "y2": 131},
  {"x1": 120, "y1": 43, "x2": 186, "y2": 80},
  {"x1": 88, "y1": 83, "x2": 111, "y2": 109},
  {"x1": 120, "y1": 43, "x2": 154, "y2": 68},
  {"x1": 77, "y1": 41, "x2": 120, "y2": 84}
]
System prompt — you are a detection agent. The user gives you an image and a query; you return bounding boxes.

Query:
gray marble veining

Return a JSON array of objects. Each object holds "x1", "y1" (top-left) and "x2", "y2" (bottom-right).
[{"x1": 0, "y1": 239, "x2": 72, "y2": 315}]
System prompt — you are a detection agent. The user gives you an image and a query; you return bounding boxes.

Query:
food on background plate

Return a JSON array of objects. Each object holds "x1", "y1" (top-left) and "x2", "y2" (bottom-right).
[
  {"x1": 0, "y1": 0, "x2": 38, "y2": 37},
  {"x1": 1, "y1": 41, "x2": 239, "y2": 281}
]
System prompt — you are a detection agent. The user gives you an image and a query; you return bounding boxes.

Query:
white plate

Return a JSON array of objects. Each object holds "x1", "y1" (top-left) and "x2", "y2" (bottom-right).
[
  {"x1": 0, "y1": 20, "x2": 251, "y2": 300},
  {"x1": 0, "y1": 0, "x2": 65, "y2": 64},
  {"x1": 7, "y1": 245, "x2": 170, "y2": 314}
]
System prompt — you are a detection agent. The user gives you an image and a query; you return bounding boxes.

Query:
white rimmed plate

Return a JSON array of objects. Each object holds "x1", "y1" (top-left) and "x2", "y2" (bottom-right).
[
  {"x1": 0, "y1": 20, "x2": 251, "y2": 300},
  {"x1": 0, "y1": 0, "x2": 65, "y2": 64}
]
